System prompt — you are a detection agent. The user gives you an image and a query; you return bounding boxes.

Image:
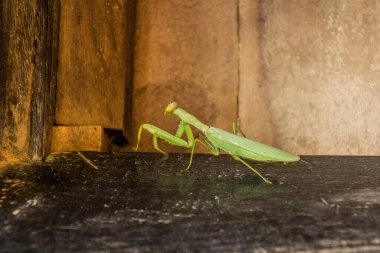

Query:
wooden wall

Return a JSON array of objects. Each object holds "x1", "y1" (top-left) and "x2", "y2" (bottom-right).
[
  {"x1": 1, "y1": 0, "x2": 379, "y2": 160},
  {"x1": 131, "y1": 0, "x2": 380, "y2": 155}
]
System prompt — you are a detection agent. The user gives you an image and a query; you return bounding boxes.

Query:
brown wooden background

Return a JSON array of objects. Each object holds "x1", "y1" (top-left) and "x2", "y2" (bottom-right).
[{"x1": 1, "y1": 0, "x2": 379, "y2": 161}]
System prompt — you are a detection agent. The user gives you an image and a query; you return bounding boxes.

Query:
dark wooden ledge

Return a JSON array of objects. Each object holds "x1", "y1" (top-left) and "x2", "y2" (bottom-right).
[{"x1": 0, "y1": 153, "x2": 379, "y2": 252}]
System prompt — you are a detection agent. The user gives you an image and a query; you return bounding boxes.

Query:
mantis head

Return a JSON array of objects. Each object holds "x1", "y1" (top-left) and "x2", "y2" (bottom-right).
[{"x1": 164, "y1": 102, "x2": 178, "y2": 115}]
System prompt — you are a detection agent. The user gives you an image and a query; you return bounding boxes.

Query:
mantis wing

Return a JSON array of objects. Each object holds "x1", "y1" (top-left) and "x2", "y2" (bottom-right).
[{"x1": 206, "y1": 127, "x2": 300, "y2": 162}]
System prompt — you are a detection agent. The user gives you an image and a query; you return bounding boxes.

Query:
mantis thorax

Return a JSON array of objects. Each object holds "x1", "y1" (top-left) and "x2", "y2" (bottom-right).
[{"x1": 173, "y1": 108, "x2": 209, "y2": 132}]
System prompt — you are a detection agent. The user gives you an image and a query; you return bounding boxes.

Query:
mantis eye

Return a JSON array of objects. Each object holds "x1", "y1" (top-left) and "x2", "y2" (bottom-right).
[{"x1": 165, "y1": 102, "x2": 178, "y2": 114}]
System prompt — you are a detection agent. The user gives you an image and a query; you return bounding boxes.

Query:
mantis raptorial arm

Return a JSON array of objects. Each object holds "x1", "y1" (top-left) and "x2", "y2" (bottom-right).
[
  {"x1": 135, "y1": 122, "x2": 195, "y2": 159},
  {"x1": 175, "y1": 120, "x2": 186, "y2": 137}
]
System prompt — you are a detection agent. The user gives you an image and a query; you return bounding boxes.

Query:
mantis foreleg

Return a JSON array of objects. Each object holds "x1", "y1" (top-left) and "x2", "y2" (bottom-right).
[
  {"x1": 175, "y1": 121, "x2": 185, "y2": 137},
  {"x1": 230, "y1": 154, "x2": 272, "y2": 184},
  {"x1": 135, "y1": 122, "x2": 195, "y2": 159}
]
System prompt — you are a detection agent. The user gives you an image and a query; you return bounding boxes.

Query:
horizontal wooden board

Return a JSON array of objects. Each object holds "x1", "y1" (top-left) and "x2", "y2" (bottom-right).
[
  {"x1": 0, "y1": 154, "x2": 379, "y2": 251},
  {"x1": 51, "y1": 126, "x2": 106, "y2": 152}
]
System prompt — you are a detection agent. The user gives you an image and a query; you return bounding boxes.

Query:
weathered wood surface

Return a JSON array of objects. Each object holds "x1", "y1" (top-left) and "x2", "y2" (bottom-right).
[
  {"x1": 0, "y1": 0, "x2": 59, "y2": 161},
  {"x1": 0, "y1": 154, "x2": 379, "y2": 252},
  {"x1": 56, "y1": 0, "x2": 136, "y2": 130}
]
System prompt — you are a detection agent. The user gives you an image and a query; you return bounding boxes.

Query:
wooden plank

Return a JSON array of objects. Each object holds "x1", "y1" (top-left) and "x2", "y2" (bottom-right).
[
  {"x1": 0, "y1": 0, "x2": 59, "y2": 161},
  {"x1": 0, "y1": 154, "x2": 379, "y2": 251},
  {"x1": 56, "y1": 0, "x2": 136, "y2": 130},
  {"x1": 129, "y1": 0, "x2": 239, "y2": 152},
  {"x1": 51, "y1": 126, "x2": 107, "y2": 152}
]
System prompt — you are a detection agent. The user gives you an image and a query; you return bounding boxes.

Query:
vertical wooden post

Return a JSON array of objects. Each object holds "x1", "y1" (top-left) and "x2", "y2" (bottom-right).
[{"x1": 0, "y1": 0, "x2": 59, "y2": 161}]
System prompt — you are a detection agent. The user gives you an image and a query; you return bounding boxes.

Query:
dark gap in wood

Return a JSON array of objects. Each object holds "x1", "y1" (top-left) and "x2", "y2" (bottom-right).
[
  {"x1": 0, "y1": 3, "x2": 9, "y2": 159},
  {"x1": 123, "y1": 0, "x2": 138, "y2": 143},
  {"x1": 28, "y1": 0, "x2": 60, "y2": 160},
  {"x1": 236, "y1": 0, "x2": 241, "y2": 122}
]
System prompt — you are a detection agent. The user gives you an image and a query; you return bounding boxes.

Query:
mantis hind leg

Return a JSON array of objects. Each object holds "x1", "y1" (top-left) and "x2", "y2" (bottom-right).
[
  {"x1": 230, "y1": 154, "x2": 272, "y2": 185},
  {"x1": 185, "y1": 133, "x2": 219, "y2": 172},
  {"x1": 232, "y1": 122, "x2": 246, "y2": 137}
]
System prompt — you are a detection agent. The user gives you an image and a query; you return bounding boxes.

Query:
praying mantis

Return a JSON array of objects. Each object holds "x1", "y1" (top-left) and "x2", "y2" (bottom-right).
[{"x1": 135, "y1": 102, "x2": 300, "y2": 184}]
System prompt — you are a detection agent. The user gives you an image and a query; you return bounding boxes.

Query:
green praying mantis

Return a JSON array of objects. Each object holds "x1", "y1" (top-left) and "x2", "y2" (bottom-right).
[{"x1": 135, "y1": 102, "x2": 300, "y2": 184}]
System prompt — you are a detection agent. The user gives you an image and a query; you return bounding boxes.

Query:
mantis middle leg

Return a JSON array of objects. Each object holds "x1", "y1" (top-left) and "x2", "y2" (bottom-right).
[
  {"x1": 152, "y1": 134, "x2": 169, "y2": 160},
  {"x1": 185, "y1": 132, "x2": 219, "y2": 171}
]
